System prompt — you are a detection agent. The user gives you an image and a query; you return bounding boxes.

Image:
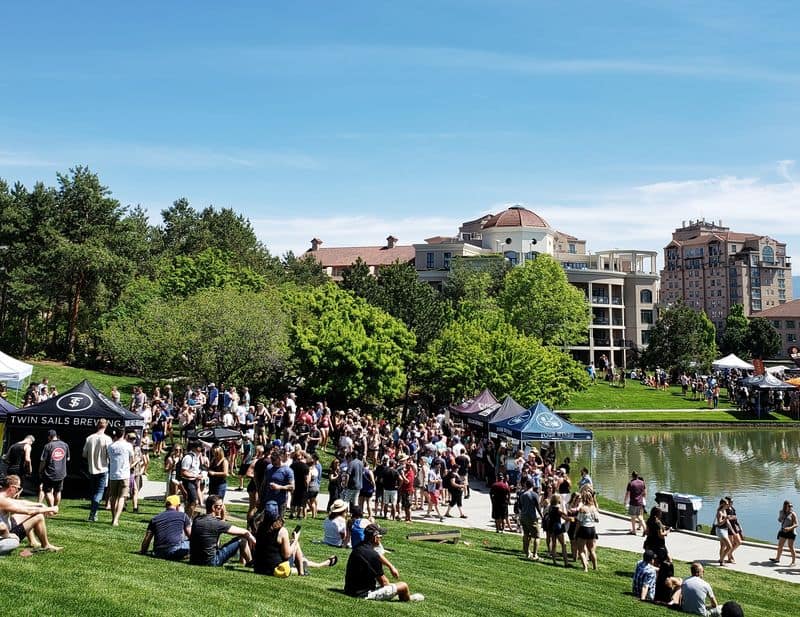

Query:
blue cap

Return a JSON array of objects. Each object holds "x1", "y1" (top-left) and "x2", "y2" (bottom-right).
[{"x1": 272, "y1": 439, "x2": 282, "y2": 447}]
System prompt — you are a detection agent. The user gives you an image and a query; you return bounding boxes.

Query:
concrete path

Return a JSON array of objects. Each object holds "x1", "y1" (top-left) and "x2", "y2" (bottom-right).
[{"x1": 140, "y1": 476, "x2": 799, "y2": 584}]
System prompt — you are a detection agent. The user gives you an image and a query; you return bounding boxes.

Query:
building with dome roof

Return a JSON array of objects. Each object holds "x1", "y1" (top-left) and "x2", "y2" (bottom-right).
[{"x1": 307, "y1": 204, "x2": 660, "y2": 368}]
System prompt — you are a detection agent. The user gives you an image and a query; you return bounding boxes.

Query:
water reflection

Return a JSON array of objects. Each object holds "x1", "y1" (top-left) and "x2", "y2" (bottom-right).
[{"x1": 563, "y1": 428, "x2": 800, "y2": 542}]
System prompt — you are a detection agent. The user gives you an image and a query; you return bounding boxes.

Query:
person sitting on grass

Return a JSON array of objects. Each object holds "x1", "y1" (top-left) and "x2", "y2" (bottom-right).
[
  {"x1": 632, "y1": 549, "x2": 658, "y2": 602},
  {"x1": 253, "y1": 501, "x2": 337, "y2": 577},
  {"x1": 344, "y1": 523, "x2": 423, "y2": 602},
  {"x1": 140, "y1": 495, "x2": 192, "y2": 560},
  {"x1": 681, "y1": 561, "x2": 722, "y2": 616},
  {"x1": 322, "y1": 499, "x2": 349, "y2": 547},
  {"x1": 189, "y1": 494, "x2": 255, "y2": 567},
  {"x1": 0, "y1": 474, "x2": 62, "y2": 553}
]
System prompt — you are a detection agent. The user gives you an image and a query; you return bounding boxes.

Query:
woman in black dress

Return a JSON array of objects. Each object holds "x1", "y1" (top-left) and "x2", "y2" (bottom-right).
[{"x1": 643, "y1": 506, "x2": 670, "y2": 556}]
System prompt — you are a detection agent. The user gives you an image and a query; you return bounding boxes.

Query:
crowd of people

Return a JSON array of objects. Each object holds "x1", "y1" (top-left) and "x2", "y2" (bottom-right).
[{"x1": 1, "y1": 379, "x2": 788, "y2": 612}]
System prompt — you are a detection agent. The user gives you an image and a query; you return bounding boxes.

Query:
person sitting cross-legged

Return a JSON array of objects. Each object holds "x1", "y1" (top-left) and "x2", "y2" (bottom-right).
[
  {"x1": 0, "y1": 474, "x2": 62, "y2": 553},
  {"x1": 344, "y1": 523, "x2": 423, "y2": 602}
]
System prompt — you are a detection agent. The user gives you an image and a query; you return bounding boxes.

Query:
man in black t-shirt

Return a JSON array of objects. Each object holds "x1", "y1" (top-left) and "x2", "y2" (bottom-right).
[
  {"x1": 39, "y1": 430, "x2": 70, "y2": 507},
  {"x1": 189, "y1": 495, "x2": 255, "y2": 566},
  {"x1": 344, "y1": 524, "x2": 422, "y2": 602},
  {"x1": 381, "y1": 461, "x2": 400, "y2": 520}
]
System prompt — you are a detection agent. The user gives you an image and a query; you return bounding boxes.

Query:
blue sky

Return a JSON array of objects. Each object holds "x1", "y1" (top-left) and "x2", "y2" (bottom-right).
[{"x1": 1, "y1": 1, "x2": 799, "y2": 277}]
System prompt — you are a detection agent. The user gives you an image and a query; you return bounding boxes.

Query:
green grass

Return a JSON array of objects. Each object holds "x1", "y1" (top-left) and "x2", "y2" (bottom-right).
[
  {"x1": 20, "y1": 360, "x2": 147, "y2": 407},
  {"x1": 0, "y1": 498, "x2": 795, "y2": 617},
  {"x1": 566, "y1": 381, "x2": 733, "y2": 410}
]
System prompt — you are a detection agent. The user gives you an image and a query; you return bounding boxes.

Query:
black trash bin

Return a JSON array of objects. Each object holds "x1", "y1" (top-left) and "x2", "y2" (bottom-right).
[
  {"x1": 654, "y1": 491, "x2": 677, "y2": 528},
  {"x1": 674, "y1": 494, "x2": 703, "y2": 531}
]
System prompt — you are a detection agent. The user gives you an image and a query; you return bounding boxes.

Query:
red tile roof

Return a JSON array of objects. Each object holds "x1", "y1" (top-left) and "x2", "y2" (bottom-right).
[{"x1": 306, "y1": 245, "x2": 416, "y2": 268}]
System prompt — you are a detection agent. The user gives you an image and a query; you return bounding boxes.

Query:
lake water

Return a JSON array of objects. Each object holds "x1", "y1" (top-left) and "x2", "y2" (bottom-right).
[{"x1": 561, "y1": 428, "x2": 800, "y2": 542}]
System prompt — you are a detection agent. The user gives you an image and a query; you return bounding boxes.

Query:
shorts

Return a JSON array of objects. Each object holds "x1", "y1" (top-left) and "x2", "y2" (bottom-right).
[
  {"x1": 41, "y1": 477, "x2": 64, "y2": 493},
  {"x1": 778, "y1": 530, "x2": 797, "y2": 540},
  {"x1": 715, "y1": 527, "x2": 729, "y2": 540},
  {"x1": 365, "y1": 584, "x2": 398, "y2": 601},
  {"x1": 428, "y1": 490, "x2": 440, "y2": 505},
  {"x1": 306, "y1": 490, "x2": 319, "y2": 501},
  {"x1": 108, "y1": 478, "x2": 130, "y2": 499},
  {"x1": 400, "y1": 492, "x2": 412, "y2": 509},
  {"x1": 384, "y1": 489, "x2": 398, "y2": 505},
  {"x1": 627, "y1": 504, "x2": 644, "y2": 517},
  {"x1": 449, "y1": 490, "x2": 463, "y2": 508},
  {"x1": 576, "y1": 526, "x2": 598, "y2": 540},
  {"x1": 238, "y1": 462, "x2": 252, "y2": 476},
  {"x1": 520, "y1": 518, "x2": 541, "y2": 538},
  {"x1": 10, "y1": 522, "x2": 27, "y2": 539},
  {"x1": 182, "y1": 480, "x2": 199, "y2": 505},
  {"x1": 152, "y1": 431, "x2": 165, "y2": 443}
]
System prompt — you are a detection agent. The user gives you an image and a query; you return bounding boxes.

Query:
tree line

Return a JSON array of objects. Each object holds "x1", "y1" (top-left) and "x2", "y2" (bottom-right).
[{"x1": 0, "y1": 167, "x2": 592, "y2": 410}]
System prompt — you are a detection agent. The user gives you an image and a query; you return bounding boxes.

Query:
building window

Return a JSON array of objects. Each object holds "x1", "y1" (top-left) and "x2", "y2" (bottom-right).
[
  {"x1": 426, "y1": 252, "x2": 434, "y2": 269},
  {"x1": 762, "y1": 246, "x2": 774, "y2": 264},
  {"x1": 641, "y1": 330, "x2": 651, "y2": 345},
  {"x1": 443, "y1": 252, "x2": 451, "y2": 269},
  {"x1": 786, "y1": 320, "x2": 796, "y2": 329},
  {"x1": 640, "y1": 289, "x2": 653, "y2": 304},
  {"x1": 568, "y1": 243, "x2": 576, "y2": 254},
  {"x1": 640, "y1": 310, "x2": 654, "y2": 325},
  {"x1": 788, "y1": 333, "x2": 797, "y2": 343}
]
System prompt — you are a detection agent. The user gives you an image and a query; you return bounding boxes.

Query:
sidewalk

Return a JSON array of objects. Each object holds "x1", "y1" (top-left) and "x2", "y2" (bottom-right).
[{"x1": 140, "y1": 477, "x2": 799, "y2": 584}]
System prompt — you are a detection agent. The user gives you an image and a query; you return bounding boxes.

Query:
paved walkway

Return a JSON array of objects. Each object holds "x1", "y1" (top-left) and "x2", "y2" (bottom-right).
[{"x1": 140, "y1": 476, "x2": 799, "y2": 584}]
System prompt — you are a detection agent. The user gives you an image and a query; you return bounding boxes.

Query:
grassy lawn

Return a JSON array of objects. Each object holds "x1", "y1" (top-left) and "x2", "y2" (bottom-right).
[
  {"x1": 565, "y1": 381, "x2": 732, "y2": 410},
  {"x1": 12, "y1": 360, "x2": 147, "y2": 407},
  {"x1": 0, "y1": 498, "x2": 794, "y2": 617}
]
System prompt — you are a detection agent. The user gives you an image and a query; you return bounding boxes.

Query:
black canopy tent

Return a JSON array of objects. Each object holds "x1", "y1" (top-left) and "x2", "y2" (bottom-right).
[
  {"x1": 739, "y1": 374, "x2": 798, "y2": 418},
  {"x1": 2, "y1": 380, "x2": 144, "y2": 493},
  {"x1": 0, "y1": 397, "x2": 18, "y2": 458},
  {"x1": 466, "y1": 395, "x2": 525, "y2": 430}
]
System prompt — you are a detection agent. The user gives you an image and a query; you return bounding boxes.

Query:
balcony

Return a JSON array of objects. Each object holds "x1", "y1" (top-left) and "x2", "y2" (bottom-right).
[
  {"x1": 592, "y1": 296, "x2": 610, "y2": 304},
  {"x1": 611, "y1": 297, "x2": 623, "y2": 305},
  {"x1": 592, "y1": 318, "x2": 610, "y2": 325}
]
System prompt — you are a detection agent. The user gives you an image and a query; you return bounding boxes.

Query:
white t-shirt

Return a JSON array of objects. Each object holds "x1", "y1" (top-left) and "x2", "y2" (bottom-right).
[
  {"x1": 323, "y1": 516, "x2": 346, "y2": 547},
  {"x1": 108, "y1": 440, "x2": 134, "y2": 480}
]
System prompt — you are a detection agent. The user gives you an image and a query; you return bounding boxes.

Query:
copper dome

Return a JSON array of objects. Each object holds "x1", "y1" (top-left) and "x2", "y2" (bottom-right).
[{"x1": 483, "y1": 205, "x2": 550, "y2": 229}]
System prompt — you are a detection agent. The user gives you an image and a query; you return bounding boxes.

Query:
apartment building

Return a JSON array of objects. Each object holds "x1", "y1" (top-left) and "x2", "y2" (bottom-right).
[{"x1": 661, "y1": 219, "x2": 793, "y2": 331}]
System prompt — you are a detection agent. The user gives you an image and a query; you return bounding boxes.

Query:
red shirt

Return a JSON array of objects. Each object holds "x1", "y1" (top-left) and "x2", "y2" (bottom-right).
[{"x1": 400, "y1": 467, "x2": 415, "y2": 494}]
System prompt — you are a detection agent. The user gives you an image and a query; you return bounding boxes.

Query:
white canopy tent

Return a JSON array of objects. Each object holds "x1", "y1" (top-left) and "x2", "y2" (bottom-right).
[
  {"x1": 712, "y1": 353, "x2": 754, "y2": 371},
  {"x1": 765, "y1": 365, "x2": 790, "y2": 375},
  {"x1": 0, "y1": 351, "x2": 33, "y2": 405}
]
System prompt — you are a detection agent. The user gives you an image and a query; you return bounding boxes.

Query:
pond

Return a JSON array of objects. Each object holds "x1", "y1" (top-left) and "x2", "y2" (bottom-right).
[{"x1": 562, "y1": 428, "x2": 800, "y2": 543}]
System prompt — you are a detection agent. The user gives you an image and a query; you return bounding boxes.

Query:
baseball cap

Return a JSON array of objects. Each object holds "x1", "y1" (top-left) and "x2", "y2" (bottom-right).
[
  {"x1": 165, "y1": 495, "x2": 181, "y2": 507},
  {"x1": 363, "y1": 523, "x2": 387, "y2": 542},
  {"x1": 47, "y1": 429, "x2": 58, "y2": 439}
]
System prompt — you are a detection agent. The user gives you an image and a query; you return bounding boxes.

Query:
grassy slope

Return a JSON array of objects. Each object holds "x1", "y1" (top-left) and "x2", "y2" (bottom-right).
[
  {"x1": 0, "y1": 499, "x2": 794, "y2": 617},
  {"x1": 27, "y1": 361, "x2": 146, "y2": 406},
  {"x1": 564, "y1": 381, "x2": 797, "y2": 423}
]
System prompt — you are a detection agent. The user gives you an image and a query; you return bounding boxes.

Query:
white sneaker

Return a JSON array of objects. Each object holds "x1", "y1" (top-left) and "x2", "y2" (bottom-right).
[{"x1": 409, "y1": 593, "x2": 425, "y2": 602}]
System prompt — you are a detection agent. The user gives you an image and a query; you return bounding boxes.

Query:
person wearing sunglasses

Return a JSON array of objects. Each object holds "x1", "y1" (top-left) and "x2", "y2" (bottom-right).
[{"x1": 0, "y1": 474, "x2": 62, "y2": 554}]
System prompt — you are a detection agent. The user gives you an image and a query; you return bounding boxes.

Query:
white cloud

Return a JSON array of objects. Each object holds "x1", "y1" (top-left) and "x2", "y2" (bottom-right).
[
  {"x1": 777, "y1": 159, "x2": 795, "y2": 183},
  {"x1": 0, "y1": 150, "x2": 58, "y2": 168}
]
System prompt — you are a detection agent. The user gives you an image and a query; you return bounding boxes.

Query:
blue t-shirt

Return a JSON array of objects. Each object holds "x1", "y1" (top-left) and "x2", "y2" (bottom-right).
[
  {"x1": 261, "y1": 464, "x2": 294, "y2": 506},
  {"x1": 148, "y1": 509, "x2": 191, "y2": 553}
]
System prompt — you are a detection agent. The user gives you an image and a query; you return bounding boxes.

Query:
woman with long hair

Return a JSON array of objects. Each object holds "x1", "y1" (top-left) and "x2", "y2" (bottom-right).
[
  {"x1": 644, "y1": 506, "x2": 670, "y2": 556},
  {"x1": 327, "y1": 458, "x2": 342, "y2": 510},
  {"x1": 724, "y1": 496, "x2": 743, "y2": 564},
  {"x1": 254, "y1": 503, "x2": 337, "y2": 576},
  {"x1": 714, "y1": 499, "x2": 732, "y2": 566},
  {"x1": 771, "y1": 501, "x2": 797, "y2": 566},
  {"x1": 207, "y1": 445, "x2": 230, "y2": 502},
  {"x1": 575, "y1": 492, "x2": 600, "y2": 572},
  {"x1": 544, "y1": 493, "x2": 570, "y2": 567}
]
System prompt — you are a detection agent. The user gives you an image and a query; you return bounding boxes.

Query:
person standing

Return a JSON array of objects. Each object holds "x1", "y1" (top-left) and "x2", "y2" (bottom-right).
[
  {"x1": 489, "y1": 473, "x2": 511, "y2": 533},
  {"x1": 713, "y1": 499, "x2": 732, "y2": 567},
  {"x1": 82, "y1": 419, "x2": 111, "y2": 522},
  {"x1": 39, "y1": 429, "x2": 70, "y2": 508},
  {"x1": 517, "y1": 478, "x2": 543, "y2": 560},
  {"x1": 624, "y1": 471, "x2": 647, "y2": 536},
  {"x1": 770, "y1": 500, "x2": 797, "y2": 566},
  {"x1": 107, "y1": 429, "x2": 134, "y2": 527},
  {"x1": 5, "y1": 435, "x2": 35, "y2": 485},
  {"x1": 724, "y1": 496, "x2": 743, "y2": 564}
]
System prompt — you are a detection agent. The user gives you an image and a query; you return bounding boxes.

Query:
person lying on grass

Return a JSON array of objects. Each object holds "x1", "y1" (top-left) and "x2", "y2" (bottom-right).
[{"x1": 0, "y1": 474, "x2": 62, "y2": 553}]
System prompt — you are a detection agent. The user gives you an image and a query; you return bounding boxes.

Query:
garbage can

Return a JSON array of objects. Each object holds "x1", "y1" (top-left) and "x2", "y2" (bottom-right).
[
  {"x1": 654, "y1": 491, "x2": 676, "y2": 528},
  {"x1": 674, "y1": 494, "x2": 703, "y2": 531}
]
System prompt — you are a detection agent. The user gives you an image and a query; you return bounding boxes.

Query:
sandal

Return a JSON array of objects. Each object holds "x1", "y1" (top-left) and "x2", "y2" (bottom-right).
[{"x1": 328, "y1": 555, "x2": 338, "y2": 567}]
